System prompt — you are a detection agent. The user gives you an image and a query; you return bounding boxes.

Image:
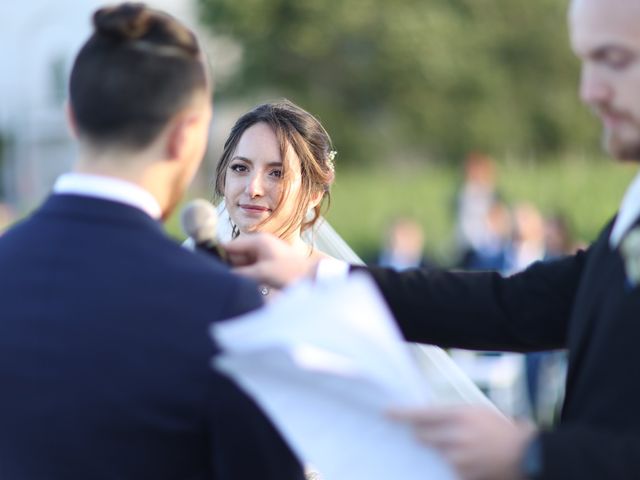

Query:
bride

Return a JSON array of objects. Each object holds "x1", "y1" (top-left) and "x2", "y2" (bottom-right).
[
  {"x1": 213, "y1": 99, "x2": 492, "y2": 406},
  {"x1": 214, "y1": 100, "x2": 335, "y2": 272}
]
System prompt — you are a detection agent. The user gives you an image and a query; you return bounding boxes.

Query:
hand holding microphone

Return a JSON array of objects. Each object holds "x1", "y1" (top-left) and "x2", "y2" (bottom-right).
[
  {"x1": 179, "y1": 198, "x2": 267, "y2": 268},
  {"x1": 180, "y1": 199, "x2": 318, "y2": 286},
  {"x1": 180, "y1": 199, "x2": 229, "y2": 263}
]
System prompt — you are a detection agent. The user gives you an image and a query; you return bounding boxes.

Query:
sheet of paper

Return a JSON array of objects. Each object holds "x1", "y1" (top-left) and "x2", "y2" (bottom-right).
[{"x1": 211, "y1": 273, "x2": 457, "y2": 480}]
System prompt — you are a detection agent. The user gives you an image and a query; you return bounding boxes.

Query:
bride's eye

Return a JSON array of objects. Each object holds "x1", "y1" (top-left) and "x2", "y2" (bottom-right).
[
  {"x1": 270, "y1": 169, "x2": 283, "y2": 178},
  {"x1": 229, "y1": 163, "x2": 248, "y2": 173}
]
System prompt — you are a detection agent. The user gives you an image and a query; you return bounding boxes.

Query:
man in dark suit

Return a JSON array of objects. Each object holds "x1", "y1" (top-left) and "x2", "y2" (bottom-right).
[
  {"x1": 0, "y1": 4, "x2": 302, "y2": 479},
  {"x1": 223, "y1": 0, "x2": 640, "y2": 478}
]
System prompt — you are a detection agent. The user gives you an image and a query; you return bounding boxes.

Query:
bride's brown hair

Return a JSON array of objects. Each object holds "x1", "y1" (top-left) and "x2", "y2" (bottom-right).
[{"x1": 215, "y1": 100, "x2": 335, "y2": 239}]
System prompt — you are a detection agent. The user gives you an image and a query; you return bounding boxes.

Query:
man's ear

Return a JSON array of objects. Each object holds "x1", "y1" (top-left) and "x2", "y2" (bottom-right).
[
  {"x1": 64, "y1": 101, "x2": 79, "y2": 139},
  {"x1": 166, "y1": 113, "x2": 198, "y2": 161}
]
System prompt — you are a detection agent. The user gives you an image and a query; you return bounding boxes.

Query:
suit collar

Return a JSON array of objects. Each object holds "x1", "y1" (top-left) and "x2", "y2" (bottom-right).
[
  {"x1": 53, "y1": 173, "x2": 162, "y2": 220},
  {"x1": 38, "y1": 194, "x2": 165, "y2": 234},
  {"x1": 610, "y1": 168, "x2": 640, "y2": 248}
]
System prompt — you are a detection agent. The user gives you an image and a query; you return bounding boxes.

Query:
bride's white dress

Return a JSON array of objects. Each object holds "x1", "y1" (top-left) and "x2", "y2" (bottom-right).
[{"x1": 215, "y1": 202, "x2": 493, "y2": 408}]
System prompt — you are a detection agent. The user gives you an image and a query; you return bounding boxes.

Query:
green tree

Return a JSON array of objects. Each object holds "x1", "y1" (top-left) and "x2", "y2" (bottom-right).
[{"x1": 199, "y1": 0, "x2": 599, "y2": 164}]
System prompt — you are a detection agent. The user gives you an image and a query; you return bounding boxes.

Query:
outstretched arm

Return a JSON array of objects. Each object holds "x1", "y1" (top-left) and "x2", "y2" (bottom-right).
[
  {"x1": 225, "y1": 232, "x2": 590, "y2": 352},
  {"x1": 363, "y1": 250, "x2": 589, "y2": 352}
]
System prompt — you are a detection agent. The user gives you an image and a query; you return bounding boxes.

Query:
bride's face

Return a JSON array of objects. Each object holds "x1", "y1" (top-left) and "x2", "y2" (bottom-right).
[{"x1": 224, "y1": 122, "x2": 304, "y2": 237}]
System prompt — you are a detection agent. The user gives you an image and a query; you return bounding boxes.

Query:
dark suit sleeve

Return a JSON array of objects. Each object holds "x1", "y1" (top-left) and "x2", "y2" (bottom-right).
[
  {"x1": 209, "y1": 278, "x2": 305, "y2": 480},
  {"x1": 208, "y1": 375, "x2": 305, "y2": 480},
  {"x1": 538, "y1": 428, "x2": 640, "y2": 479},
  {"x1": 218, "y1": 275, "x2": 263, "y2": 320},
  {"x1": 359, "y1": 249, "x2": 590, "y2": 352}
]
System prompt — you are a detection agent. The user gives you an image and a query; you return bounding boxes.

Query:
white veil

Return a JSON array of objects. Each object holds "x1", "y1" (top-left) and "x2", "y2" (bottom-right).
[{"x1": 217, "y1": 201, "x2": 493, "y2": 407}]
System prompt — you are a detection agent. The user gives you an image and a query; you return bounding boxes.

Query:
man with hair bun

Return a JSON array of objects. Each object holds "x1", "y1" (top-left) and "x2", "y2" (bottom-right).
[{"x1": 0, "y1": 3, "x2": 303, "y2": 479}]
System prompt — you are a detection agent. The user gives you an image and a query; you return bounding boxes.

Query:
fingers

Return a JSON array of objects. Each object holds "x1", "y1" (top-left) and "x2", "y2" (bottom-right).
[
  {"x1": 232, "y1": 262, "x2": 281, "y2": 287},
  {"x1": 223, "y1": 233, "x2": 274, "y2": 268},
  {"x1": 226, "y1": 250, "x2": 255, "y2": 267},
  {"x1": 222, "y1": 234, "x2": 263, "y2": 256},
  {"x1": 414, "y1": 422, "x2": 468, "y2": 450},
  {"x1": 387, "y1": 405, "x2": 470, "y2": 425},
  {"x1": 388, "y1": 406, "x2": 531, "y2": 480},
  {"x1": 389, "y1": 406, "x2": 471, "y2": 447},
  {"x1": 388, "y1": 407, "x2": 478, "y2": 479}
]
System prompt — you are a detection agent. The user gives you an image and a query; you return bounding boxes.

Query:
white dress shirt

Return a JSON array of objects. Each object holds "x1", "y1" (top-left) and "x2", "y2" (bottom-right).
[
  {"x1": 610, "y1": 169, "x2": 640, "y2": 248},
  {"x1": 53, "y1": 173, "x2": 162, "y2": 220}
]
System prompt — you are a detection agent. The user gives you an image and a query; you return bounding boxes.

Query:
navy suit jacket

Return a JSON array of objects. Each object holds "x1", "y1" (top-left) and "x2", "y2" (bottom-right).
[
  {"x1": 0, "y1": 194, "x2": 303, "y2": 480},
  {"x1": 365, "y1": 218, "x2": 640, "y2": 479}
]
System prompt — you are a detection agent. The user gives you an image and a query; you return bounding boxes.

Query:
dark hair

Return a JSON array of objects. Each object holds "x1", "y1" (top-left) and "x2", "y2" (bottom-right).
[
  {"x1": 69, "y1": 3, "x2": 208, "y2": 150},
  {"x1": 214, "y1": 100, "x2": 335, "y2": 239}
]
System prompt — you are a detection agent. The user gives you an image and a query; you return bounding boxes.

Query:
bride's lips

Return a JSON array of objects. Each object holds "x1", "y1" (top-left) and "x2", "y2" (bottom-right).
[{"x1": 239, "y1": 204, "x2": 271, "y2": 215}]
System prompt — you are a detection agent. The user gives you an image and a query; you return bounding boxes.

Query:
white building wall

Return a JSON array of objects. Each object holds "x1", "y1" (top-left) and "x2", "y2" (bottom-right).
[{"x1": 0, "y1": 0, "x2": 203, "y2": 209}]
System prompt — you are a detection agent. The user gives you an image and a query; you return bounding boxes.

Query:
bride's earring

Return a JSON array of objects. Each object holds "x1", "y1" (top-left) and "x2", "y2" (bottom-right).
[{"x1": 305, "y1": 208, "x2": 315, "y2": 221}]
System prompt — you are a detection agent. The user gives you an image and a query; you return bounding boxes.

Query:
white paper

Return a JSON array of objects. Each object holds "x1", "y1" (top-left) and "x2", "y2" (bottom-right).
[{"x1": 211, "y1": 273, "x2": 457, "y2": 480}]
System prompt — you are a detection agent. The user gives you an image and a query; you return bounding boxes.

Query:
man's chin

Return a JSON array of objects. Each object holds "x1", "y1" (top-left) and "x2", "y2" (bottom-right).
[{"x1": 604, "y1": 133, "x2": 640, "y2": 162}]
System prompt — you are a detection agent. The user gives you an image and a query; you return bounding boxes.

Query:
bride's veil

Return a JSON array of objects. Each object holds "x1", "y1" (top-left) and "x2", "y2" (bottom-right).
[
  {"x1": 306, "y1": 217, "x2": 494, "y2": 407},
  {"x1": 217, "y1": 201, "x2": 494, "y2": 407}
]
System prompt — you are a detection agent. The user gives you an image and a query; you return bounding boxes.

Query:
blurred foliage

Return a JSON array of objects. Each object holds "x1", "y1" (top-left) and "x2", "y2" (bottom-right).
[{"x1": 199, "y1": 0, "x2": 600, "y2": 165}]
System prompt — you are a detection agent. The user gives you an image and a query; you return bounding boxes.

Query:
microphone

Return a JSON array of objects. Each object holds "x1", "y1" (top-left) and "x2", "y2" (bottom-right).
[{"x1": 180, "y1": 199, "x2": 229, "y2": 263}]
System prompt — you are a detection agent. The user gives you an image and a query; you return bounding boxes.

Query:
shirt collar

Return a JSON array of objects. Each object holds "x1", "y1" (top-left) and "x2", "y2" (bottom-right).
[
  {"x1": 610, "y1": 169, "x2": 640, "y2": 248},
  {"x1": 53, "y1": 173, "x2": 162, "y2": 220}
]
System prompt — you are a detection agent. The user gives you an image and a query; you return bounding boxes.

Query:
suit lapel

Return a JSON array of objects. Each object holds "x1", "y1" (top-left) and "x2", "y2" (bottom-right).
[
  {"x1": 564, "y1": 221, "x2": 619, "y2": 398},
  {"x1": 566, "y1": 220, "x2": 640, "y2": 405}
]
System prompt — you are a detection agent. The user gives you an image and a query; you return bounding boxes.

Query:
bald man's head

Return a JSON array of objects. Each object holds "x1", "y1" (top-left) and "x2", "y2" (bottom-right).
[{"x1": 570, "y1": 0, "x2": 640, "y2": 161}]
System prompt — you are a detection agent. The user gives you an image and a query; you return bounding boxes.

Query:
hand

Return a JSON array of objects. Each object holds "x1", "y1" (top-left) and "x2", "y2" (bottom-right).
[
  {"x1": 223, "y1": 233, "x2": 320, "y2": 289},
  {"x1": 388, "y1": 405, "x2": 537, "y2": 480}
]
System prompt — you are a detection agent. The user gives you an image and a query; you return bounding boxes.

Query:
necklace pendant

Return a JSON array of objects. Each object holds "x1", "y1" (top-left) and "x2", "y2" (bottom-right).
[{"x1": 259, "y1": 286, "x2": 270, "y2": 296}]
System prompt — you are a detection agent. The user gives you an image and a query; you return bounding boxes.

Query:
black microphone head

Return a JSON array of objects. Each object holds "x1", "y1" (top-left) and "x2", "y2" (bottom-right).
[{"x1": 180, "y1": 199, "x2": 219, "y2": 244}]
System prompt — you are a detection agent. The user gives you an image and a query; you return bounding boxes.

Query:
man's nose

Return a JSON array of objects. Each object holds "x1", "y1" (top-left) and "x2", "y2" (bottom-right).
[{"x1": 580, "y1": 64, "x2": 612, "y2": 106}]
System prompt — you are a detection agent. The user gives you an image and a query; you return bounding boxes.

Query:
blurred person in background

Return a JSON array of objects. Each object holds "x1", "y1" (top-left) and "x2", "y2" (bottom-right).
[
  {"x1": 376, "y1": 216, "x2": 435, "y2": 271},
  {"x1": 455, "y1": 152, "x2": 503, "y2": 269},
  {"x1": 544, "y1": 213, "x2": 580, "y2": 259},
  {"x1": 525, "y1": 213, "x2": 579, "y2": 426},
  {"x1": 0, "y1": 4, "x2": 303, "y2": 479},
  {"x1": 505, "y1": 204, "x2": 561, "y2": 423},
  {"x1": 463, "y1": 199, "x2": 512, "y2": 272},
  {"x1": 505, "y1": 203, "x2": 547, "y2": 274}
]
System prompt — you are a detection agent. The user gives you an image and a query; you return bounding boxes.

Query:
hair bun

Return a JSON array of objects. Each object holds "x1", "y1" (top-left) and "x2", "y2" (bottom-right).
[{"x1": 93, "y1": 3, "x2": 153, "y2": 41}]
